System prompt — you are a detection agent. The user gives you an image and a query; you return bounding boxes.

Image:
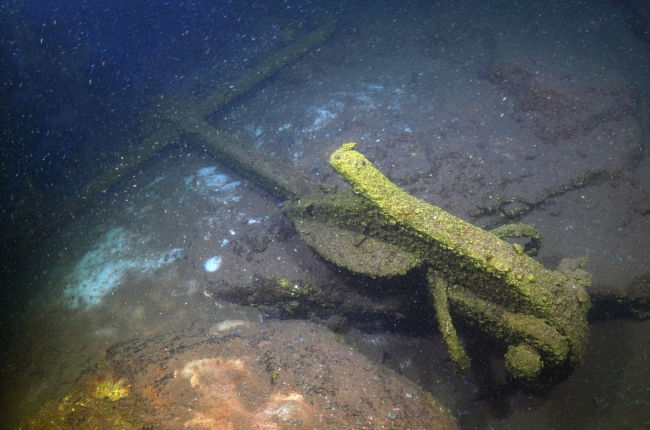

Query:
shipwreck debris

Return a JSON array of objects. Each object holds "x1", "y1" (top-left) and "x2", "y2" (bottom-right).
[{"x1": 325, "y1": 142, "x2": 592, "y2": 384}]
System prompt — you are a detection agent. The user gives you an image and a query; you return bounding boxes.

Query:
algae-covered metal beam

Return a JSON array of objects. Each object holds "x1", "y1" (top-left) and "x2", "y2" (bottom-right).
[
  {"x1": 328, "y1": 142, "x2": 592, "y2": 382},
  {"x1": 446, "y1": 284, "x2": 569, "y2": 367},
  {"x1": 488, "y1": 223, "x2": 542, "y2": 256},
  {"x1": 428, "y1": 270, "x2": 471, "y2": 373},
  {"x1": 159, "y1": 15, "x2": 338, "y2": 200},
  {"x1": 172, "y1": 110, "x2": 325, "y2": 201},
  {"x1": 282, "y1": 188, "x2": 421, "y2": 278},
  {"x1": 158, "y1": 17, "x2": 337, "y2": 123}
]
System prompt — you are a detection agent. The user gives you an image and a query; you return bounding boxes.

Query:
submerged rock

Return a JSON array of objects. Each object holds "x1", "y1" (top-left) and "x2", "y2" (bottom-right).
[{"x1": 21, "y1": 320, "x2": 459, "y2": 429}]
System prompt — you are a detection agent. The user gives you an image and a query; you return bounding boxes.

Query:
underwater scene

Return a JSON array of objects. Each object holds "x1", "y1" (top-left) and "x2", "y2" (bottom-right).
[{"x1": 1, "y1": 0, "x2": 650, "y2": 428}]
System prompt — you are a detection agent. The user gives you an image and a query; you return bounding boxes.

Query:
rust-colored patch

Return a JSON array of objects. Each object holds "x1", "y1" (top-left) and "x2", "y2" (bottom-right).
[{"x1": 20, "y1": 320, "x2": 459, "y2": 429}]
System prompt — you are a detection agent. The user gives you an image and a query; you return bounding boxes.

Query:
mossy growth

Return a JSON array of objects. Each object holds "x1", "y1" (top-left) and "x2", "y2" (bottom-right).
[
  {"x1": 282, "y1": 210, "x2": 419, "y2": 277},
  {"x1": 504, "y1": 343, "x2": 544, "y2": 381},
  {"x1": 447, "y1": 284, "x2": 569, "y2": 366},
  {"x1": 93, "y1": 375, "x2": 130, "y2": 401},
  {"x1": 428, "y1": 270, "x2": 471, "y2": 373},
  {"x1": 21, "y1": 376, "x2": 142, "y2": 429},
  {"x1": 489, "y1": 222, "x2": 542, "y2": 256},
  {"x1": 328, "y1": 143, "x2": 591, "y2": 383}
]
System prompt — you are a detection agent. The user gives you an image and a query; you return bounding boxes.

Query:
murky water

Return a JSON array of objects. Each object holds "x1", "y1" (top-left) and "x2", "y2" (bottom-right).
[{"x1": 1, "y1": 0, "x2": 649, "y2": 428}]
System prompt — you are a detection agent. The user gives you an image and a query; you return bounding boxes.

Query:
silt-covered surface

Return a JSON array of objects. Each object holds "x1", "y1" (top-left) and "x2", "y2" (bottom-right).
[{"x1": 20, "y1": 320, "x2": 458, "y2": 429}]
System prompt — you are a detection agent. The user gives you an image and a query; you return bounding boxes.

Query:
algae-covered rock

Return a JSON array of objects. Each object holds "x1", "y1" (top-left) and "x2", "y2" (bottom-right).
[
  {"x1": 92, "y1": 375, "x2": 130, "y2": 401},
  {"x1": 20, "y1": 321, "x2": 460, "y2": 429}
]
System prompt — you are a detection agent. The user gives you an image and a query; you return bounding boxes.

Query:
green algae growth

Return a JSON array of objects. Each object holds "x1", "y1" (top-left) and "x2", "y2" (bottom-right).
[{"x1": 329, "y1": 142, "x2": 592, "y2": 383}]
